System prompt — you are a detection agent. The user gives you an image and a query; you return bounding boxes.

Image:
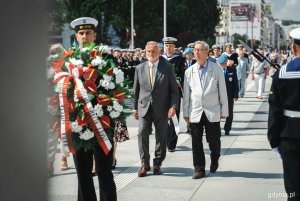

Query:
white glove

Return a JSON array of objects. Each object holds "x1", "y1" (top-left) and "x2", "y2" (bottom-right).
[{"x1": 272, "y1": 147, "x2": 281, "y2": 159}]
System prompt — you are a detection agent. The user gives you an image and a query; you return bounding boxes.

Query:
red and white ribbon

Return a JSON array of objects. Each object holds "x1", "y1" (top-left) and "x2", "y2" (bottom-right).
[
  {"x1": 54, "y1": 64, "x2": 112, "y2": 155},
  {"x1": 74, "y1": 78, "x2": 112, "y2": 155},
  {"x1": 57, "y1": 76, "x2": 75, "y2": 154}
]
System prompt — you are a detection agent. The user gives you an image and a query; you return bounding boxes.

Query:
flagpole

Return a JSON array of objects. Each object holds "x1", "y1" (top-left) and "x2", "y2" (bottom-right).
[
  {"x1": 164, "y1": 0, "x2": 167, "y2": 38},
  {"x1": 131, "y1": 0, "x2": 134, "y2": 49}
]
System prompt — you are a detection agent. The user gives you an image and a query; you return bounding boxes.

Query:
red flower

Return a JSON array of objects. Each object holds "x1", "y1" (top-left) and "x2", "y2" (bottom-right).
[
  {"x1": 90, "y1": 50, "x2": 100, "y2": 58},
  {"x1": 61, "y1": 50, "x2": 74, "y2": 58},
  {"x1": 83, "y1": 68, "x2": 98, "y2": 82},
  {"x1": 99, "y1": 115, "x2": 110, "y2": 129},
  {"x1": 113, "y1": 90, "x2": 125, "y2": 103},
  {"x1": 97, "y1": 94, "x2": 111, "y2": 106},
  {"x1": 106, "y1": 68, "x2": 113, "y2": 76},
  {"x1": 77, "y1": 114, "x2": 88, "y2": 126},
  {"x1": 50, "y1": 59, "x2": 64, "y2": 69},
  {"x1": 84, "y1": 80, "x2": 97, "y2": 94},
  {"x1": 49, "y1": 95, "x2": 59, "y2": 109}
]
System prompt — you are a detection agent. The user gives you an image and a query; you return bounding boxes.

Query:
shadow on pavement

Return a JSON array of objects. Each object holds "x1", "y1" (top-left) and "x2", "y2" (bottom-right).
[
  {"x1": 223, "y1": 148, "x2": 271, "y2": 155},
  {"x1": 212, "y1": 171, "x2": 283, "y2": 179}
]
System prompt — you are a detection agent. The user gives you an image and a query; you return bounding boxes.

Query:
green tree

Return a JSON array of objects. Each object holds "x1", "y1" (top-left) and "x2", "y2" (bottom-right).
[
  {"x1": 167, "y1": 0, "x2": 220, "y2": 47},
  {"x1": 51, "y1": 0, "x2": 220, "y2": 48}
]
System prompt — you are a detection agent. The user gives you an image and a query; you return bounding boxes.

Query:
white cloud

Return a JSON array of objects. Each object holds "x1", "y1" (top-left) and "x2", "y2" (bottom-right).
[{"x1": 272, "y1": 0, "x2": 300, "y2": 21}]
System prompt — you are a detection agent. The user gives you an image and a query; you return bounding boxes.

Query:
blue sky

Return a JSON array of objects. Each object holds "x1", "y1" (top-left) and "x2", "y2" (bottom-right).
[{"x1": 270, "y1": 0, "x2": 300, "y2": 21}]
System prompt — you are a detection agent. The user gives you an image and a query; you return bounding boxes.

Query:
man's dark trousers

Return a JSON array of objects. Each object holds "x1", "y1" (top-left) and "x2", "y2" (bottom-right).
[{"x1": 190, "y1": 113, "x2": 221, "y2": 172}]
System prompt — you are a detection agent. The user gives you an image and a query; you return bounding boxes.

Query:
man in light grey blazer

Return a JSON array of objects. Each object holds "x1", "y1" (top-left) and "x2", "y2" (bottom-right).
[
  {"x1": 133, "y1": 41, "x2": 179, "y2": 177},
  {"x1": 183, "y1": 41, "x2": 228, "y2": 179},
  {"x1": 236, "y1": 49, "x2": 250, "y2": 97}
]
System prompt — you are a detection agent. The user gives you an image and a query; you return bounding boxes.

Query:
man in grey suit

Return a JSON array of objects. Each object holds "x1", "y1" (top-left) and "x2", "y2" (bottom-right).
[
  {"x1": 183, "y1": 41, "x2": 228, "y2": 179},
  {"x1": 133, "y1": 41, "x2": 179, "y2": 177}
]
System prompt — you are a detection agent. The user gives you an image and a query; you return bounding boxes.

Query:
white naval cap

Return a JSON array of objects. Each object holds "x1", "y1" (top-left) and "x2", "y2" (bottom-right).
[
  {"x1": 70, "y1": 17, "x2": 98, "y2": 32},
  {"x1": 212, "y1": 44, "x2": 221, "y2": 50},
  {"x1": 187, "y1": 43, "x2": 195, "y2": 48},
  {"x1": 290, "y1": 27, "x2": 300, "y2": 45},
  {"x1": 225, "y1": 43, "x2": 233, "y2": 47},
  {"x1": 162, "y1": 37, "x2": 177, "y2": 45}
]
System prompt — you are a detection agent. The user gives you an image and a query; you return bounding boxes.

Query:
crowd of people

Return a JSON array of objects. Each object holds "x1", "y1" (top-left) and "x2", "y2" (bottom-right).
[{"x1": 47, "y1": 16, "x2": 300, "y2": 201}]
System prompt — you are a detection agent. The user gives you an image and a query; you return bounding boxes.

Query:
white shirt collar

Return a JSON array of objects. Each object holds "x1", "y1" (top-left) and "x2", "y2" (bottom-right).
[{"x1": 148, "y1": 59, "x2": 159, "y2": 68}]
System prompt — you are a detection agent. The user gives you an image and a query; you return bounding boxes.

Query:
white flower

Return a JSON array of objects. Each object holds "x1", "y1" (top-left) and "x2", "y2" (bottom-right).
[
  {"x1": 69, "y1": 58, "x2": 84, "y2": 66},
  {"x1": 91, "y1": 56, "x2": 104, "y2": 68},
  {"x1": 108, "y1": 82, "x2": 115, "y2": 89},
  {"x1": 113, "y1": 68, "x2": 124, "y2": 84},
  {"x1": 79, "y1": 129, "x2": 94, "y2": 140},
  {"x1": 115, "y1": 74, "x2": 124, "y2": 84},
  {"x1": 99, "y1": 45, "x2": 111, "y2": 54},
  {"x1": 71, "y1": 121, "x2": 83, "y2": 133},
  {"x1": 113, "y1": 68, "x2": 119, "y2": 74},
  {"x1": 99, "y1": 79, "x2": 110, "y2": 90},
  {"x1": 103, "y1": 74, "x2": 112, "y2": 82},
  {"x1": 107, "y1": 106, "x2": 113, "y2": 112},
  {"x1": 110, "y1": 111, "x2": 120, "y2": 118},
  {"x1": 113, "y1": 101, "x2": 123, "y2": 112},
  {"x1": 94, "y1": 104, "x2": 104, "y2": 117},
  {"x1": 80, "y1": 47, "x2": 89, "y2": 52}
]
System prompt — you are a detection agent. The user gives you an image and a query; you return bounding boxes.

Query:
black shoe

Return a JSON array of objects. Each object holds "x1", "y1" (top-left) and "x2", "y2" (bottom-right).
[
  {"x1": 168, "y1": 148, "x2": 175, "y2": 152},
  {"x1": 153, "y1": 165, "x2": 162, "y2": 175},
  {"x1": 210, "y1": 161, "x2": 219, "y2": 173},
  {"x1": 225, "y1": 132, "x2": 229, "y2": 135}
]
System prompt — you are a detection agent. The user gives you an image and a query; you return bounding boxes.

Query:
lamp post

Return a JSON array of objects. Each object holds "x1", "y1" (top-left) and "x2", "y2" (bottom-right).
[
  {"x1": 130, "y1": 0, "x2": 134, "y2": 49},
  {"x1": 164, "y1": 0, "x2": 167, "y2": 38}
]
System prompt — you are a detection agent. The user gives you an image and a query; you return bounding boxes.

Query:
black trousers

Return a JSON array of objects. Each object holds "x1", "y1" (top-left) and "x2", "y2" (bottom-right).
[
  {"x1": 73, "y1": 142, "x2": 116, "y2": 201},
  {"x1": 190, "y1": 113, "x2": 221, "y2": 172},
  {"x1": 224, "y1": 100, "x2": 234, "y2": 133},
  {"x1": 281, "y1": 139, "x2": 300, "y2": 201},
  {"x1": 167, "y1": 97, "x2": 181, "y2": 150}
]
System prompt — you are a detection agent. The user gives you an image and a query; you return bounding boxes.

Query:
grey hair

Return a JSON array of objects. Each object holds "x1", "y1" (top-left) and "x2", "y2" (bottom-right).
[
  {"x1": 145, "y1": 41, "x2": 159, "y2": 49},
  {"x1": 194, "y1": 41, "x2": 209, "y2": 50}
]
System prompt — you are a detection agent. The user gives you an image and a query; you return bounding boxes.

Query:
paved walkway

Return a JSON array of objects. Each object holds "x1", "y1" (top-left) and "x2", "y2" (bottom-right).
[{"x1": 48, "y1": 76, "x2": 286, "y2": 201}]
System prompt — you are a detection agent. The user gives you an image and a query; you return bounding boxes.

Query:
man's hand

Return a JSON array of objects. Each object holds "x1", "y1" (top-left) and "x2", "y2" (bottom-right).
[
  {"x1": 233, "y1": 98, "x2": 238, "y2": 101},
  {"x1": 133, "y1": 110, "x2": 139, "y2": 120},
  {"x1": 272, "y1": 147, "x2": 281, "y2": 159},
  {"x1": 251, "y1": 73, "x2": 255, "y2": 80},
  {"x1": 184, "y1": 117, "x2": 189, "y2": 123},
  {"x1": 227, "y1": 60, "x2": 234, "y2": 67},
  {"x1": 220, "y1": 116, "x2": 228, "y2": 119},
  {"x1": 246, "y1": 72, "x2": 249, "y2": 78},
  {"x1": 168, "y1": 107, "x2": 176, "y2": 118}
]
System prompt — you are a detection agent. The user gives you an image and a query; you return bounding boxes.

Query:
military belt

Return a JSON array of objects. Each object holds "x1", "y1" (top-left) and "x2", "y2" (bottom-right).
[{"x1": 284, "y1": 109, "x2": 300, "y2": 118}]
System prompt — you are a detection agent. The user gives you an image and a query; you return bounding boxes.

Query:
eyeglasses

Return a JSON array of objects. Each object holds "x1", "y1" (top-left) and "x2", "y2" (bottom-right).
[{"x1": 193, "y1": 48, "x2": 208, "y2": 52}]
